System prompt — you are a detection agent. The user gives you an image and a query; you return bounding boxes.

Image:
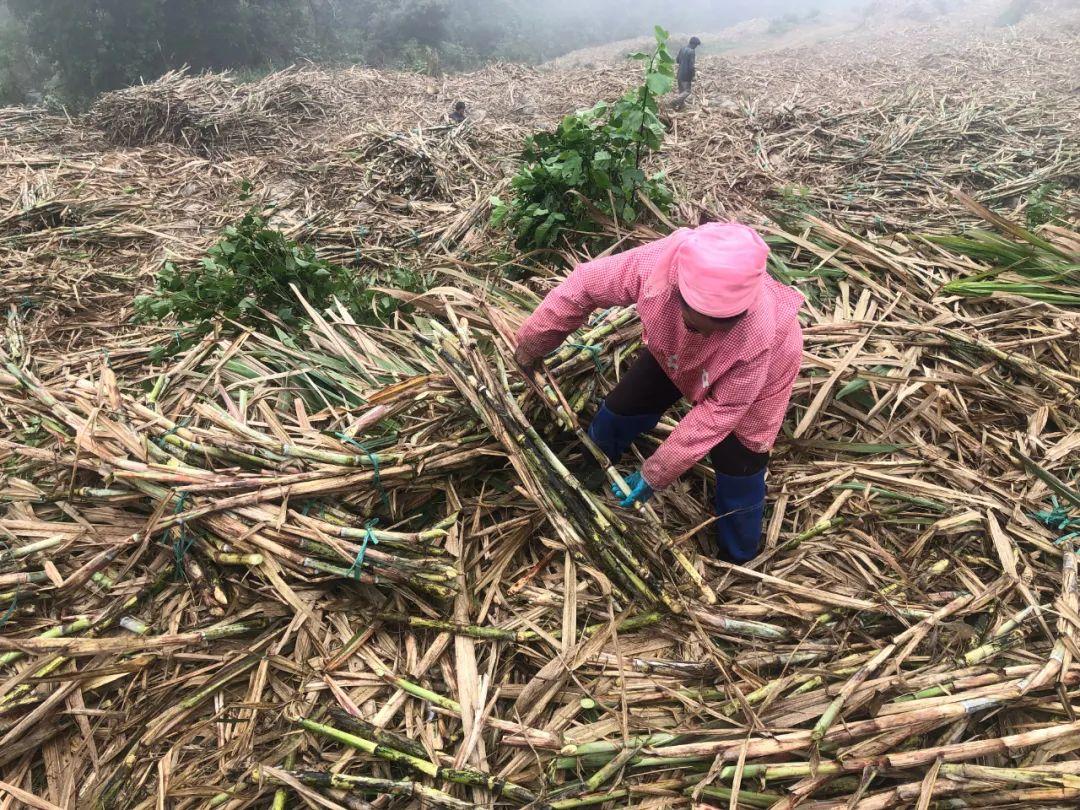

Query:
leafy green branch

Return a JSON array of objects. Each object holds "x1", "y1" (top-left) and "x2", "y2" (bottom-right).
[
  {"x1": 491, "y1": 26, "x2": 675, "y2": 253},
  {"x1": 134, "y1": 204, "x2": 425, "y2": 358}
]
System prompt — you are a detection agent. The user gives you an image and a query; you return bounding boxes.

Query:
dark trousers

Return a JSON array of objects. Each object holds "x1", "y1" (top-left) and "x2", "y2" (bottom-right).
[
  {"x1": 604, "y1": 351, "x2": 769, "y2": 477},
  {"x1": 673, "y1": 79, "x2": 693, "y2": 110}
]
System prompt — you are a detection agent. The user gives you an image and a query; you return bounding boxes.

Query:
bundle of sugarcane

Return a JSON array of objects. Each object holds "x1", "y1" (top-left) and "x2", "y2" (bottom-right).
[
  {"x1": 86, "y1": 70, "x2": 236, "y2": 149},
  {"x1": 340, "y1": 124, "x2": 476, "y2": 203},
  {"x1": 0, "y1": 344, "x2": 466, "y2": 607},
  {"x1": 426, "y1": 320, "x2": 677, "y2": 610},
  {"x1": 86, "y1": 69, "x2": 286, "y2": 155},
  {"x1": 243, "y1": 66, "x2": 344, "y2": 125}
]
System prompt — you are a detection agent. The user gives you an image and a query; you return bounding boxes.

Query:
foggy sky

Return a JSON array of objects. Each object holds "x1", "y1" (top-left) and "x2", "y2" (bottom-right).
[{"x1": 515, "y1": 0, "x2": 871, "y2": 36}]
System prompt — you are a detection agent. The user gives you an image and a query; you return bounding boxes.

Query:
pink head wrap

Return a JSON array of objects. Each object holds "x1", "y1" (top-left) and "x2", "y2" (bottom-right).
[{"x1": 674, "y1": 223, "x2": 769, "y2": 318}]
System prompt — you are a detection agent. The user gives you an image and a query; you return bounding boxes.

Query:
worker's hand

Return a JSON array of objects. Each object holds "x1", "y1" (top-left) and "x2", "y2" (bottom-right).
[
  {"x1": 612, "y1": 471, "x2": 654, "y2": 508},
  {"x1": 514, "y1": 344, "x2": 541, "y2": 375}
]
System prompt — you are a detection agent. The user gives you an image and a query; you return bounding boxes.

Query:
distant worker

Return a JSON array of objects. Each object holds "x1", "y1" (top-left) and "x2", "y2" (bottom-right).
[
  {"x1": 673, "y1": 36, "x2": 701, "y2": 111},
  {"x1": 514, "y1": 223, "x2": 804, "y2": 564},
  {"x1": 449, "y1": 101, "x2": 467, "y2": 124}
]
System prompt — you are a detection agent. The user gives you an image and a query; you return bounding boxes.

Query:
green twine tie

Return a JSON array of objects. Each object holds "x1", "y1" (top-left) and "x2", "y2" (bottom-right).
[
  {"x1": 567, "y1": 343, "x2": 602, "y2": 371},
  {"x1": 154, "y1": 417, "x2": 191, "y2": 452},
  {"x1": 0, "y1": 543, "x2": 15, "y2": 629},
  {"x1": 170, "y1": 492, "x2": 195, "y2": 578},
  {"x1": 334, "y1": 432, "x2": 390, "y2": 512},
  {"x1": 347, "y1": 519, "x2": 379, "y2": 580},
  {"x1": 0, "y1": 589, "x2": 16, "y2": 630}
]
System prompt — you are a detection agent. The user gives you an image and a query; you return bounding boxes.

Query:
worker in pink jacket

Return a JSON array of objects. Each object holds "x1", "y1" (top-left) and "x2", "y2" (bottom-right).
[{"x1": 514, "y1": 222, "x2": 804, "y2": 563}]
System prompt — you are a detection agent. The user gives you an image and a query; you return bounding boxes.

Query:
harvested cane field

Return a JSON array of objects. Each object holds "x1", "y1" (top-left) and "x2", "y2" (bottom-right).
[{"x1": 1, "y1": 17, "x2": 1080, "y2": 810}]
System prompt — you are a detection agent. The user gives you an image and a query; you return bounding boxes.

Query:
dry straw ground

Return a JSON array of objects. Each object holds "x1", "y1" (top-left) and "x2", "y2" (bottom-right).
[{"x1": 0, "y1": 16, "x2": 1078, "y2": 810}]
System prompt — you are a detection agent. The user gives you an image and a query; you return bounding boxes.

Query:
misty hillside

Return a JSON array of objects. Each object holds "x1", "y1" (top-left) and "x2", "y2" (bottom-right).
[{"x1": 546, "y1": 0, "x2": 1080, "y2": 66}]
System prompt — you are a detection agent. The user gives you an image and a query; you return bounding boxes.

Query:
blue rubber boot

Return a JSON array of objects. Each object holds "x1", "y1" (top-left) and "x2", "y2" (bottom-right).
[
  {"x1": 586, "y1": 402, "x2": 662, "y2": 464},
  {"x1": 714, "y1": 470, "x2": 767, "y2": 563}
]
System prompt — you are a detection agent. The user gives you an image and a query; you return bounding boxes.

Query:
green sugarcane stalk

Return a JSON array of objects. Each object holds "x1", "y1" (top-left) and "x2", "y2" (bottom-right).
[
  {"x1": 119, "y1": 616, "x2": 150, "y2": 635},
  {"x1": 268, "y1": 768, "x2": 473, "y2": 809},
  {"x1": 328, "y1": 707, "x2": 428, "y2": 758},
  {"x1": 275, "y1": 529, "x2": 449, "y2": 577},
  {"x1": 428, "y1": 330, "x2": 658, "y2": 607},
  {"x1": 0, "y1": 570, "x2": 48, "y2": 586},
  {"x1": 269, "y1": 751, "x2": 295, "y2": 810},
  {"x1": 0, "y1": 535, "x2": 66, "y2": 563},
  {"x1": 684, "y1": 784, "x2": 780, "y2": 808},
  {"x1": 557, "y1": 671, "x2": 797, "y2": 768},
  {"x1": 833, "y1": 481, "x2": 949, "y2": 512},
  {"x1": 396, "y1": 609, "x2": 666, "y2": 649},
  {"x1": 0, "y1": 616, "x2": 92, "y2": 668},
  {"x1": 91, "y1": 571, "x2": 114, "y2": 589},
  {"x1": 582, "y1": 742, "x2": 642, "y2": 793},
  {"x1": 304, "y1": 517, "x2": 449, "y2": 545},
  {"x1": 154, "y1": 430, "x2": 273, "y2": 468},
  {"x1": 427, "y1": 324, "x2": 665, "y2": 609},
  {"x1": 376, "y1": 611, "x2": 529, "y2": 642},
  {"x1": 549, "y1": 746, "x2": 643, "y2": 800},
  {"x1": 547, "y1": 310, "x2": 637, "y2": 366},
  {"x1": 506, "y1": 390, "x2": 682, "y2": 612},
  {"x1": 964, "y1": 618, "x2": 1033, "y2": 668},
  {"x1": 531, "y1": 362, "x2": 716, "y2": 604},
  {"x1": 145, "y1": 372, "x2": 168, "y2": 405},
  {"x1": 130, "y1": 479, "x2": 458, "y2": 595},
  {"x1": 0, "y1": 565, "x2": 170, "y2": 712},
  {"x1": 211, "y1": 551, "x2": 263, "y2": 566},
  {"x1": 362, "y1": 659, "x2": 559, "y2": 747},
  {"x1": 306, "y1": 507, "x2": 451, "y2": 555},
  {"x1": 303, "y1": 556, "x2": 456, "y2": 599},
  {"x1": 297, "y1": 718, "x2": 539, "y2": 804},
  {"x1": 525, "y1": 450, "x2": 656, "y2": 608}
]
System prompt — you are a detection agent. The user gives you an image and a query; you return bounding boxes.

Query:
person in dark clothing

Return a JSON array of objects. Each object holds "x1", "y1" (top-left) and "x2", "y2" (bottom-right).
[
  {"x1": 673, "y1": 36, "x2": 701, "y2": 110},
  {"x1": 449, "y1": 101, "x2": 467, "y2": 124}
]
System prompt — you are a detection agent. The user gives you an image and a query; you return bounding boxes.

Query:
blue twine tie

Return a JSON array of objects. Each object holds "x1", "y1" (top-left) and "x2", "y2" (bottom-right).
[
  {"x1": 347, "y1": 519, "x2": 379, "y2": 579},
  {"x1": 1031, "y1": 497, "x2": 1080, "y2": 547}
]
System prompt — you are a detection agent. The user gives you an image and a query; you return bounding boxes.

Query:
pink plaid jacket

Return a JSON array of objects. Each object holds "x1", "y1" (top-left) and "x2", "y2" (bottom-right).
[{"x1": 516, "y1": 230, "x2": 804, "y2": 490}]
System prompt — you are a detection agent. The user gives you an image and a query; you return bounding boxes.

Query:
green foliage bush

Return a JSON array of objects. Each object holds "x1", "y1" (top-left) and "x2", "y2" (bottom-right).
[
  {"x1": 490, "y1": 26, "x2": 675, "y2": 251},
  {"x1": 135, "y1": 208, "x2": 361, "y2": 331},
  {"x1": 1025, "y1": 183, "x2": 1064, "y2": 229}
]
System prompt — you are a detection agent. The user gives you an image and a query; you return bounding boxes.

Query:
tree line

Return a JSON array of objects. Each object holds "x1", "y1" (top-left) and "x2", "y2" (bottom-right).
[
  {"x1": 0, "y1": 0, "x2": 862, "y2": 107},
  {"x1": 1, "y1": 0, "x2": 504, "y2": 105}
]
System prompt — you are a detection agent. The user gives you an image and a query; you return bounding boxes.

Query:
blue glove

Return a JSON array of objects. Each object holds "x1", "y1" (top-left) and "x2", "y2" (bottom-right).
[{"x1": 612, "y1": 471, "x2": 654, "y2": 508}]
